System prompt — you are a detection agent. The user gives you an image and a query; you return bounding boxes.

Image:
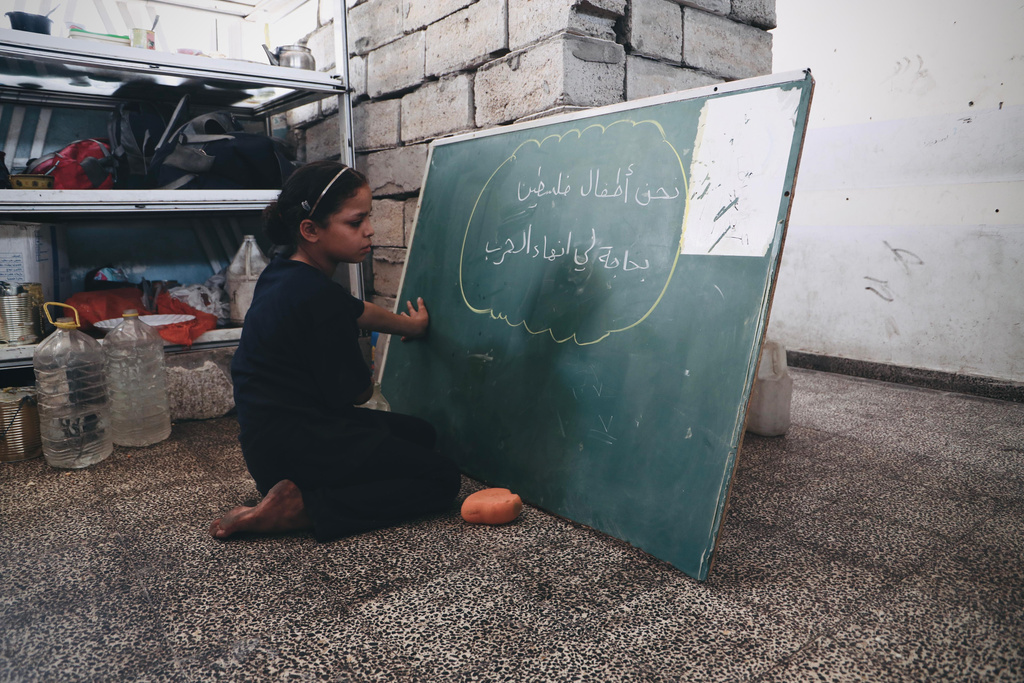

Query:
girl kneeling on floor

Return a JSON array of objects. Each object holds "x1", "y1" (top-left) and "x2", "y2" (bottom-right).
[{"x1": 210, "y1": 161, "x2": 461, "y2": 541}]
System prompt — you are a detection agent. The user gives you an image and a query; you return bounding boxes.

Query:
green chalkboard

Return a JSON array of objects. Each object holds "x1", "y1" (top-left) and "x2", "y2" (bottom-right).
[{"x1": 381, "y1": 71, "x2": 813, "y2": 581}]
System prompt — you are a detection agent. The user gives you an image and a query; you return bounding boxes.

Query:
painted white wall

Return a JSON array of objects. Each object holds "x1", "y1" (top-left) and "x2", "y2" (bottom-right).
[{"x1": 768, "y1": 0, "x2": 1024, "y2": 382}]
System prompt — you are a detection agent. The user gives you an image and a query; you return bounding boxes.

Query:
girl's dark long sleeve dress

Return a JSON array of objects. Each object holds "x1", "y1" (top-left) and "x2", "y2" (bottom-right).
[{"x1": 231, "y1": 257, "x2": 460, "y2": 540}]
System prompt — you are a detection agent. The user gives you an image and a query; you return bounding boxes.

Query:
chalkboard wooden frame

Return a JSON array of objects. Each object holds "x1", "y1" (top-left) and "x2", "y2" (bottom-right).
[{"x1": 381, "y1": 70, "x2": 814, "y2": 581}]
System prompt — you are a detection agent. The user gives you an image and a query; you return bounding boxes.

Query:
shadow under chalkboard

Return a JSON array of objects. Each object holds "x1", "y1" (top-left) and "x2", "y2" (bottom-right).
[{"x1": 381, "y1": 70, "x2": 814, "y2": 581}]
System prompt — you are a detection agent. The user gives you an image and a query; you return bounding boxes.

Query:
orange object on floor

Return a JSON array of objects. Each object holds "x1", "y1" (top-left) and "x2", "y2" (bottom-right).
[{"x1": 460, "y1": 488, "x2": 523, "y2": 525}]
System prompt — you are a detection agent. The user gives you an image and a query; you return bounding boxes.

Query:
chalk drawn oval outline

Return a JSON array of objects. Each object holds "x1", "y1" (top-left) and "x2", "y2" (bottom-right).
[{"x1": 459, "y1": 119, "x2": 688, "y2": 346}]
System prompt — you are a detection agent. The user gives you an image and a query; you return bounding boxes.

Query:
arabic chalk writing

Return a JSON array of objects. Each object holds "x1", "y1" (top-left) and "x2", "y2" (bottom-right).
[
  {"x1": 458, "y1": 116, "x2": 691, "y2": 347},
  {"x1": 484, "y1": 227, "x2": 651, "y2": 273},
  {"x1": 516, "y1": 165, "x2": 680, "y2": 208}
]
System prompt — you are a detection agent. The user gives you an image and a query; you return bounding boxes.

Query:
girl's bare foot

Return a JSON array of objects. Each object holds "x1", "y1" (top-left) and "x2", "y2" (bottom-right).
[{"x1": 209, "y1": 479, "x2": 312, "y2": 539}]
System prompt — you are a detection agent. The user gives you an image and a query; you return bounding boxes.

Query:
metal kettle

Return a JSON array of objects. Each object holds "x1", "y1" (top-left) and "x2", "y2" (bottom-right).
[{"x1": 262, "y1": 44, "x2": 315, "y2": 70}]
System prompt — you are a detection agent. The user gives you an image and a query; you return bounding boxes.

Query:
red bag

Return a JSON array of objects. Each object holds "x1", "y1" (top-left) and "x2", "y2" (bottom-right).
[
  {"x1": 154, "y1": 292, "x2": 217, "y2": 346},
  {"x1": 64, "y1": 289, "x2": 216, "y2": 346},
  {"x1": 27, "y1": 138, "x2": 117, "y2": 189},
  {"x1": 64, "y1": 288, "x2": 151, "y2": 331}
]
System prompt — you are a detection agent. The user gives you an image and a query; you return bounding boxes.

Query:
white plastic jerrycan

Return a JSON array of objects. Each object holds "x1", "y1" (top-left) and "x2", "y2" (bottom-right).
[
  {"x1": 226, "y1": 235, "x2": 269, "y2": 325},
  {"x1": 746, "y1": 340, "x2": 793, "y2": 437}
]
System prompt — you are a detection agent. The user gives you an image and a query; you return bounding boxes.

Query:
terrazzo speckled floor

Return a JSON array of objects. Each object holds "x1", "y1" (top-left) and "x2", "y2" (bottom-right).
[{"x1": 2, "y1": 368, "x2": 1022, "y2": 682}]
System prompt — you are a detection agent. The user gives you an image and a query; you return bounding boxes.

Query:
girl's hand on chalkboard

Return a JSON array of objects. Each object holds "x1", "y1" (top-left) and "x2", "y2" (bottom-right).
[{"x1": 400, "y1": 297, "x2": 429, "y2": 341}]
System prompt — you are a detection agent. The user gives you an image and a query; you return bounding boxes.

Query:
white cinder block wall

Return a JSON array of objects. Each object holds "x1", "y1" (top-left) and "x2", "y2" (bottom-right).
[{"x1": 295, "y1": 0, "x2": 774, "y2": 309}]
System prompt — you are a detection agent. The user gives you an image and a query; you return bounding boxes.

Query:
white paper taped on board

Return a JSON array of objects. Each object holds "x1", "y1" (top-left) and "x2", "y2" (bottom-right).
[{"x1": 681, "y1": 87, "x2": 802, "y2": 257}]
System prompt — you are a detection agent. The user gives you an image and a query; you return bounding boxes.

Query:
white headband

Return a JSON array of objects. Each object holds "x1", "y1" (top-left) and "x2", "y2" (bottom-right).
[{"x1": 301, "y1": 166, "x2": 352, "y2": 217}]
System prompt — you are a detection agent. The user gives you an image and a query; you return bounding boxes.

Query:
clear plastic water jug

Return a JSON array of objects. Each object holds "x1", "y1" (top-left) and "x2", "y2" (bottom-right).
[
  {"x1": 226, "y1": 235, "x2": 269, "y2": 325},
  {"x1": 33, "y1": 302, "x2": 112, "y2": 468},
  {"x1": 104, "y1": 309, "x2": 172, "y2": 447}
]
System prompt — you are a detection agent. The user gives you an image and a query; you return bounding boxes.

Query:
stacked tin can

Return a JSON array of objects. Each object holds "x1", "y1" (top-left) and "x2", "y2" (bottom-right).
[
  {"x1": 0, "y1": 387, "x2": 42, "y2": 462},
  {"x1": 0, "y1": 281, "x2": 43, "y2": 345}
]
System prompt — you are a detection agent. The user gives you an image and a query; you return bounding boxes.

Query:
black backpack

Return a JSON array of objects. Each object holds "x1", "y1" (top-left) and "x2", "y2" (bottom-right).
[
  {"x1": 149, "y1": 101, "x2": 297, "y2": 190},
  {"x1": 108, "y1": 101, "x2": 167, "y2": 188}
]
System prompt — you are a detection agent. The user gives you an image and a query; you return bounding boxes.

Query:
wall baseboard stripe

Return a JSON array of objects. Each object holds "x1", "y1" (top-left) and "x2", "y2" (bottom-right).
[{"x1": 787, "y1": 352, "x2": 1024, "y2": 404}]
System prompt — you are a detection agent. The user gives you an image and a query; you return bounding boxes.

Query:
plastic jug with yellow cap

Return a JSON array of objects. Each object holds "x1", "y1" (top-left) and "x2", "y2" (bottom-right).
[{"x1": 32, "y1": 303, "x2": 112, "y2": 468}]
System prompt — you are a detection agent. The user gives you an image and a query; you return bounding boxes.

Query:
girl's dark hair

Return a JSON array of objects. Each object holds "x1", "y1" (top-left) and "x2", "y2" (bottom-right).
[{"x1": 263, "y1": 161, "x2": 369, "y2": 254}]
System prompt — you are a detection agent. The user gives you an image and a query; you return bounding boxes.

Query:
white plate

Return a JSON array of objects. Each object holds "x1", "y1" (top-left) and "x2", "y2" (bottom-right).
[{"x1": 95, "y1": 314, "x2": 195, "y2": 330}]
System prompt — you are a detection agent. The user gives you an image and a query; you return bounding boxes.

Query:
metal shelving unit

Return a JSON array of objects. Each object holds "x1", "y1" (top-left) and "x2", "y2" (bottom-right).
[
  {"x1": 0, "y1": 188, "x2": 285, "y2": 213},
  {"x1": 0, "y1": 2, "x2": 354, "y2": 370},
  {"x1": 0, "y1": 28, "x2": 342, "y2": 115}
]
